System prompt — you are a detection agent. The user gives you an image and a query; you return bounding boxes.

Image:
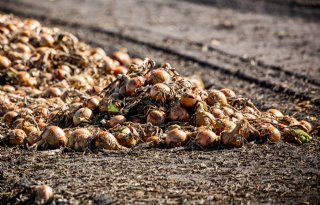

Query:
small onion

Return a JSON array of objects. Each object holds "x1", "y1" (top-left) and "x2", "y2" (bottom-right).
[
  {"x1": 261, "y1": 124, "x2": 281, "y2": 142},
  {"x1": 73, "y1": 107, "x2": 93, "y2": 126},
  {"x1": 220, "y1": 88, "x2": 236, "y2": 98},
  {"x1": 210, "y1": 108, "x2": 225, "y2": 119},
  {"x1": 193, "y1": 110, "x2": 215, "y2": 127},
  {"x1": 33, "y1": 185, "x2": 53, "y2": 204},
  {"x1": 124, "y1": 76, "x2": 145, "y2": 96},
  {"x1": 94, "y1": 131, "x2": 124, "y2": 150},
  {"x1": 147, "y1": 110, "x2": 166, "y2": 126},
  {"x1": 267, "y1": 108, "x2": 284, "y2": 118},
  {"x1": 147, "y1": 69, "x2": 171, "y2": 84},
  {"x1": 169, "y1": 105, "x2": 190, "y2": 122},
  {"x1": 84, "y1": 96, "x2": 100, "y2": 110},
  {"x1": 0, "y1": 55, "x2": 11, "y2": 69},
  {"x1": 114, "y1": 126, "x2": 139, "y2": 148},
  {"x1": 150, "y1": 83, "x2": 171, "y2": 103},
  {"x1": 195, "y1": 130, "x2": 220, "y2": 148},
  {"x1": 26, "y1": 130, "x2": 42, "y2": 146},
  {"x1": 68, "y1": 128, "x2": 91, "y2": 151},
  {"x1": 3, "y1": 111, "x2": 19, "y2": 127},
  {"x1": 8, "y1": 129, "x2": 26, "y2": 146},
  {"x1": 113, "y1": 50, "x2": 131, "y2": 65},
  {"x1": 107, "y1": 115, "x2": 126, "y2": 128},
  {"x1": 165, "y1": 128, "x2": 188, "y2": 148},
  {"x1": 206, "y1": 90, "x2": 228, "y2": 106},
  {"x1": 180, "y1": 93, "x2": 199, "y2": 109},
  {"x1": 299, "y1": 120, "x2": 312, "y2": 133},
  {"x1": 221, "y1": 122, "x2": 244, "y2": 148},
  {"x1": 40, "y1": 126, "x2": 67, "y2": 149}
]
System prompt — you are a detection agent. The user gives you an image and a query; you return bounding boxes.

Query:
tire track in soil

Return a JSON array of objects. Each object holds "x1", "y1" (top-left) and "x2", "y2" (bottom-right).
[{"x1": 0, "y1": 2, "x2": 319, "y2": 107}]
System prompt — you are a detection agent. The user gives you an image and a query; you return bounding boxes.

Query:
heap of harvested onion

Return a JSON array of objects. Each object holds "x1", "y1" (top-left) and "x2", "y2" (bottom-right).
[{"x1": 0, "y1": 14, "x2": 315, "y2": 152}]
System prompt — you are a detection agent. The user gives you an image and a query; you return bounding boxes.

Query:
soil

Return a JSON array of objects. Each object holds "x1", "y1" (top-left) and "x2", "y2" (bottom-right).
[{"x1": 0, "y1": 0, "x2": 319, "y2": 204}]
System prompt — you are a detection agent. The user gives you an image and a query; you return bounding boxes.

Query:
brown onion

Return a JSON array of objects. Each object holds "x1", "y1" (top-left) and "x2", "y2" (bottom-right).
[
  {"x1": 180, "y1": 93, "x2": 199, "y2": 109},
  {"x1": 206, "y1": 90, "x2": 228, "y2": 106},
  {"x1": 68, "y1": 128, "x2": 91, "y2": 151},
  {"x1": 8, "y1": 129, "x2": 26, "y2": 146},
  {"x1": 0, "y1": 55, "x2": 11, "y2": 69},
  {"x1": 94, "y1": 131, "x2": 125, "y2": 150},
  {"x1": 267, "y1": 108, "x2": 284, "y2": 118},
  {"x1": 73, "y1": 107, "x2": 93, "y2": 126},
  {"x1": 150, "y1": 83, "x2": 171, "y2": 103},
  {"x1": 210, "y1": 108, "x2": 225, "y2": 119},
  {"x1": 39, "y1": 126, "x2": 67, "y2": 149},
  {"x1": 193, "y1": 110, "x2": 216, "y2": 127},
  {"x1": 195, "y1": 129, "x2": 220, "y2": 148},
  {"x1": 124, "y1": 76, "x2": 145, "y2": 96},
  {"x1": 261, "y1": 124, "x2": 281, "y2": 142},
  {"x1": 33, "y1": 185, "x2": 53, "y2": 204},
  {"x1": 220, "y1": 88, "x2": 236, "y2": 98},
  {"x1": 114, "y1": 126, "x2": 139, "y2": 148},
  {"x1": 299, "y1": 120, "x2": 312, "y2": 133},
  {"x1": 84, "y1": 96, "x2": 100, "y2": 110},
  {"x1": 107, "y1": 115, "x2": 126, "y2": 128},
  {"x1": 169, "y1": 105, "x2": 190, "y2": 122},
  {"x1": 165, "y1": 128, "x2": 188, "y2": 148},
  {"x1": 3, "y1": 111, "x2": 19, "y2": 127},
  {"x1": 221, "y1": 121, "x2": 244, "y2": 148},
  {"x1": 26, "y1": 130, "x2": 42, "y2": 146},
  {"x1": 147, "y1": 69, "x2": 171, "y2": 85},
  {"x1": 147, "y1": 110, "x2": 166, "y2": 126},
  {"x1": 113, "y1": 50, "x2": 131, "y2": 65}
]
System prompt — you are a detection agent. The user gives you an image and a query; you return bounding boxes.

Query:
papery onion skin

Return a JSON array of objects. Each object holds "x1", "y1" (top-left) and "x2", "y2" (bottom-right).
[
  {"x1": 195, "y1": 130, "x2": 220, "y2": 148},
  {"x1": 165, "y1": 128, "x2": 188, "y2": 148},
  {"x1": 33, "y1": 185, "x2": 54, "y2": 204},
  {"x1": 150, "y1": 83, "x2": 171, "y2": 103},
  {"x1": 147, "y1": 110, "x2": 166, "y2": 126},
  {"x1": 8, "y1": 129, "x2": 26, "y2": 146},
  {"x1": 73, "y1": 107, "x2": 93, "y2": 126},
  {"x1": 169, "y1": 105, "x2": 190, "y2": 122},
  {"x1": 94, "y1": 131, "x2": 124, "y2": 150},
  {"x1": 41, "y1": 126, "x2": 67, "y2": 149},
  {"x1": 107, "y1": 115, "x2": 126, "y2": 128}
]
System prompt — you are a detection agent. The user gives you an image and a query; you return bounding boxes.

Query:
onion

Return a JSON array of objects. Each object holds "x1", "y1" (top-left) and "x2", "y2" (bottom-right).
[
  {"x1": 206, "y1": 90, "x2": 228, "y2": 106},
  {"x1": 147, "y1": 110, "x2": 166, "y2": 126},
  {"x1": 169, "y1": 105, "x2": 190, "y2": 122},
  {"x1": 124, "y1": 76, "x2": 145, "y2": 96},
  {"x1": 114, "y1": 126, "x2": 140, "y2": 148},
  {"x1": 0, "y1": 55, "x2": 11, "y2": 69},
  {"x1": 113, "y1": 66, "x2": 128, "y2": 75},
  {"x1": 38, "y1": 126, "x2": 67, "y2": 149},
  {"x1": 33, "y1": 185, "x2": 53, "y2": 204},
  {"x1": 267, "y1": 108, "x2": 284, "y2": 118},
  {"x1": 147, "y1": 69, "x2": 171, "y2": 85},
  {"x1": 261, "y1": 124, "x2": 281, "y2": 142},
  {"x1": 279, "y1": 116, "x2": 299, "y2": 126},
  {"x1": 3, "y1": 111, "x2": 19, "y2": 127},
  {"x1": 84, "y1": 96, "x2": 100, "y2": 110},
  {"x1": 94, "y1": 131, "x2": 125, "y2": 150},
  {"x1": 221, "y1": 121, "x2": 244, "y2": 148},
  {"x1": 113, "y1": 50, "x2": 131, "y2": 65},
  {"x1": 165, "y1": 128, "x2": 188, "y2": 148},
  {"x1": 299, "y1": 120, "x2": 312, "y2": 133},
  {"x1": 8, "y1": 129, "x2": 26, "y2": 146},
  {"x1": 26, "y1": 130, "x2": 41, "y2": 146},
  {"x1": 44, "y1": 87, "x2": 63, "y2": 97},
  {"x1": 55, "y1": 68, "x2": 70, "y2": 80},
  {"x1": 193, "y1": 110, "x2": 216, "y2": 127},
  {"x1": 213, "y1": 119, "x2": 236, "y2": 135},
  {"x1": 220, "y1": 88, "x2": 236, "y2": 98},
  {"x1": 180, "y1": 93, "x2": 199, "y2": 109},
  {"x1": 210, "y1": 108, "x2": 225, "y2": 119},
  {"x1": 39, "y1": 34, "x2": 55, "y2": 47},
  {"x1": 68, "y1": 128, "x2": 91, "y2": 151},
  {"x1": 150, "y1": 83, "x2": 171, "y2": 103},
  {"x1": 73, "y1": 107, "x2": 93, "y2": 126},
  {"x1": 195, "y1": 129, "x2": 220, "y2": 148},
  {"x1": 107, "y1": 115, "x2": 126, "y2": 128},
  {"x1": 222, "y1": 106, "x2": 234, "y2": 117}
]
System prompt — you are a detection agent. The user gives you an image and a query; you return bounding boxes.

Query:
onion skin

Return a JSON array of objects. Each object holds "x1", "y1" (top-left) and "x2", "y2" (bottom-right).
[
  {"x1": 147, "y1": 69, "x2": 171, "y2": 85},
  {"x1": 169, "y1": 105, "x2": 190, "y2": 122},
  {"x1": 206, "y1": 90, "x2": 228, "y2": 106},
  {"x1": 220, "y1": 88, "x2": 236, "y2": 98},
  {"x1": 114, "y1": 127, "x2": 139, "y2": 148},
  {"x1": 299, "y1": 120, "x2": 312, "y2": 133},
  {"x1": 8, "y1": 129, "x2": 26, "y2": 146},
  {"x1": 221, "y1": 122, "x2": 244, "y2": 148},
  {"x1": 193, "y1": 110, "x2": 216, "y2": 127},
  {"x1": 68, "y1": 128, "x2": 91, "y2": 151},
  {"x1": 3, "y1": 111, "x2": 19, "y2": 127},
  {"x1": 124, "y1": 76, "x2": 145, "y2": 96},
  {"x1": 94, "y1": 131, "x2": 125, "y2": 150},
  {"x1": 107, "y1": 115, "x2": 126, "y2": 128},
  {"x1": 0, "y1": 55, "x2": 11, "y2": 69},
  {"x1": 73, "y1": 107, "x2": 93, "y2": 126},
  {"x1": 267, "y1": 109, "x2": 284, "y2": 118},
  {"x1": 40, "y1": 126, "x2": 67, "y2": 149},
  {"x1": 33, "y1": 185, "x2": 53, "y2": 204},
  {"x1": 195, "y1": 130, "x2": 220, "y2": 148},
  {"x1": 147, "y1": 110, "x2": 166, "y2": 126},
  {"x1": 150, "y1": 83, "x2": 171, "y2": 103},
  {"x1": 165, "y1": 128, "x2": 188, "y2": 148},
  {"x1": 84, "y1": 96, "x2": 100, "y2": 110},
  {"x1": 261, "y1": 124, "x2": 281, "y2": 142},
  {"x1": 180, "y1": 93, "x2": 199, "y2": 109}
]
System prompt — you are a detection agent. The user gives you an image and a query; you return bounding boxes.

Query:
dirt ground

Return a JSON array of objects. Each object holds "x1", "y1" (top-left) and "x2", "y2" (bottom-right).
[{"x1": 0, "y1": 0, "x2": 320, "y2": 204}]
